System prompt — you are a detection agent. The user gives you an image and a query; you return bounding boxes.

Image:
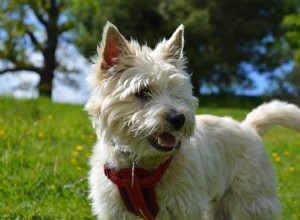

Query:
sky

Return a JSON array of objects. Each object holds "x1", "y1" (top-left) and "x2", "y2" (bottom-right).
[
  {"x1": 0, "y1": 45, "x2": 270, "y2": 105},
  {"x1": 0, "y1": 44, "x2": 91, "y2": 105}
]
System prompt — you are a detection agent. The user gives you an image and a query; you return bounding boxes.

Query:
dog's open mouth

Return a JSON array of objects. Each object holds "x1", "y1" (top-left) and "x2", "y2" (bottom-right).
[{"x1": 149, "y1": 132, "x2": 181, "y2": 152}]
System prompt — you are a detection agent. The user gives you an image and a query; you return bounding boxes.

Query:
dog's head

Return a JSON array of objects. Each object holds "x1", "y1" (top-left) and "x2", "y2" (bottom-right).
[{"x1": 85, "y1": 22, "x2": 198, "y2": 159}]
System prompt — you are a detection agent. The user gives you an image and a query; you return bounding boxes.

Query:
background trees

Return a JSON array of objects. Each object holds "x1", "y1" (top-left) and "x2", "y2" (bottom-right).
[
  {"x1": 0, "y1": 0, "x2": 299, "y2": 99},
  {"x1": 281, "y1": 0, "x2": 300, "y2": 96},
  {"x1": 0, "y1": 0, "x2": 74, "y2": 98},
  {"x1": 74, "y1": 0, "x2": 298, "y2": 96}
]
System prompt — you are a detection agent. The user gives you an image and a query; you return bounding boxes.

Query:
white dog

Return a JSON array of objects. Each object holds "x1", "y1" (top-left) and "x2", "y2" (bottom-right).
[{"x1": 85, "y1": 22, "x2": 300, "y2": 220}]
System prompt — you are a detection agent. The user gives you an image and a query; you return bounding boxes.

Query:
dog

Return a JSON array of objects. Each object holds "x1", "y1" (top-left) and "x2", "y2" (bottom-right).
[{"x1": 85, "y1": 22, "x2": 300, "y2": 220}]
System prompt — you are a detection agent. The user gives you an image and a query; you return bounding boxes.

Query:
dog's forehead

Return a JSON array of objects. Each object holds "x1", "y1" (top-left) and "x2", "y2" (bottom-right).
[
  {"x1": 118, "y1": 60, "x2": 189, "y2": 99},
  {"x1": 116, "y1": 40, "x2": 189, "y2": 94},
  {"x1": 123, "y1": 57, "x2": 183, "y2": 81}
]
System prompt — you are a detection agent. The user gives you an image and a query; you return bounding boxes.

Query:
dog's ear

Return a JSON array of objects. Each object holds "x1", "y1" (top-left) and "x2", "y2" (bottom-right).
[
  {"x1": 100, "y1": 22, "x2": 129, "y2": 71},
  {"x1": 165, "y1": 24, "x2": 184, "y2": 60}
]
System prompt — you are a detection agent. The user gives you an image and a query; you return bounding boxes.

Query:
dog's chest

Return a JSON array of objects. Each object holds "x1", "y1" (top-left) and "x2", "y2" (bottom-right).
[
  {"x1": 154, "y1": 161, "x2": 210, "y2": 218},
  {"x1": 157, "y1": 188, "x2": 207, "y2": 219}
]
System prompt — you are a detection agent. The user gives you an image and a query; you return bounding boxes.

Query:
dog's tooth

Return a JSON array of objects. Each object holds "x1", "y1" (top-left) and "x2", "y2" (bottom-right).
[{"x1": 157, "y1": 137, "x2": 164, "y2": 146}]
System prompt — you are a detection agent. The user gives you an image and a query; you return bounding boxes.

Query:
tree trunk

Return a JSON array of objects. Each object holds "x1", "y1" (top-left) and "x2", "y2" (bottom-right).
[
  {"x1": 39, "y1": 39, "x2": 56, "y2": 98},
  {"x1": 39, "y1": 69, "x2": 54, "y2": 97},
  {"x1": 38, "y1": 0, "x2": 59, "y2": 98}
]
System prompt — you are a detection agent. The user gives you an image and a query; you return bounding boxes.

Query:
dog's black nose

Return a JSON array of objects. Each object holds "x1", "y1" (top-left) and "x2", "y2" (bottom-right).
[{"x1": 168, "y1": 112, "x2": 185, "y2": 130}]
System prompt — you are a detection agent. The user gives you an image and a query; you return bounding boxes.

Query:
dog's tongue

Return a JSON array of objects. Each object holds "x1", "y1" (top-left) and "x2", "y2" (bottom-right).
[{"x1": 158, "y1": 133, "x2": 177, "y2": 147}]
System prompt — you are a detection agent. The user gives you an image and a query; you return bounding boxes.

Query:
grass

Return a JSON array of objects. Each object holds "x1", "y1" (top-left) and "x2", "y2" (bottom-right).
[
  {"x1": 0, "y1": 97, "x2": 299, "y2": 219},
  {"x1": 0, "y1": 97, "x2": 93, "y2": 219}
]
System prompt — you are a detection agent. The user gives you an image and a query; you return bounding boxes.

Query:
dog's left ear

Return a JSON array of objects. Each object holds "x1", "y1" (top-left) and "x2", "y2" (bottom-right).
[
  {"x1": 100, "y1": 22, "x2": 129, "y2": 72},
  {"x1": 165, "y1": 24, "x2": 184, "y2": 60}
]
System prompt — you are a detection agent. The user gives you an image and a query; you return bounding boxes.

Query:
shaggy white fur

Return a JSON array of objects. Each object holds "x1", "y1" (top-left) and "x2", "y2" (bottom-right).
[{"x1": 85, "y1": 22, "x2": 300, "y2": 220}]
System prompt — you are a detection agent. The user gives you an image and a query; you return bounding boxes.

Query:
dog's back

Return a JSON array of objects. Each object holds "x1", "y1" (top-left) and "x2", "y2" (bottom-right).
[{"x1": 193, "y1": 100, "x2": 300, "y2": 220}]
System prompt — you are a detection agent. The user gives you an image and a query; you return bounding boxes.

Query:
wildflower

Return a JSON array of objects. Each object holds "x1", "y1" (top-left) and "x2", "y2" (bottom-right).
[
  {"x1": 287, "y1": 166, "x2": 295, "y2": 172},
  {"x1": 47, "y1": 114, "x2": 53, "y2": 120},
  {"x1": 73, "y1": 151, "x2": 79, "y2": 157},
  {"x1": 0, "y1": 129, "x2": 5, "y2": 136},
  {"x1": 275, "y1": 157, "x2": 281, "y2": 163},
  {"x1": 283, "y1": 151, "x2": 291, "y2": 156},
  {"x1": 85, "y1": 152, "x2": 91, "y2": 158},
  {"x1": 89, "y1": 134, "x2": 95, "y2": 139},
  {"x1": 76, "y1": 166, "x2": 82, "y2": 171},
  {"x1": 76, "y1": 145, "x2": 83, "y2": 151},
  {"x1": 272, "y1": 152, "x2": 278, "y2": 158},
  {"x1": 38, "y1": 132, "x2": 44, "y2": 138},
  {"x1": 71, "y1": 158, "x2": 77, "y2": 164}
]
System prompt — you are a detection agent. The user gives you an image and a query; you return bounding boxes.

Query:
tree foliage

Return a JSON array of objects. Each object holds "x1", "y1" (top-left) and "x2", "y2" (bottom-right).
[
  {"x1": 1, "y1": 0, "x2": 297, "y2": 98},
  {"x1": 74, "y1": 0, "x2": 296, "y2": 95},
  {"x1": 281, "y1": 0, "x2": 300, "y2": 96},
  {"x1": 0, "y1": 0, "x2": 75, "y2": 97}
]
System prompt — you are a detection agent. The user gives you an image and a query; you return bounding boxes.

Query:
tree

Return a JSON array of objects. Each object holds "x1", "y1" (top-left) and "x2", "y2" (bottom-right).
[
  {"x1": 74, "y1": 0, "x2": 294, "y2": 96},
  {"x1": 0, "y1": 0, "x2": 74, "y2": 97},
  {"x1": 281, "y1": 1, "x2": 300, "y2": 96}
]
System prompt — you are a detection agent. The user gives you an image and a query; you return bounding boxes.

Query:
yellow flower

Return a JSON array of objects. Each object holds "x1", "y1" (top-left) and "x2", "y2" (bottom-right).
[
  {"x1": 47, "y1": 114, "x2": 53, "y2": 120},
  {"x1": 38, "y1": 132, "x2": 44, "y2": 138},
  {"x1": 71, "y1": 158, "x2": 77, "y2": 164},
  {"x1": 0, "y1": 129, "x2": 5, "y2": 136},
  {"x1": 89, "y1": 134, "x2": 95, "y2": 139},
  {"x1": 287, "y1": 166, "x2": 295, "y2": 172},
  {"x1": 283, "y1": 151, "x2": 291, "y2": 156},
  {"x1": 85, "y1": 152, "x2": 91, "y2": 158},
  {"x1": 73, "y1": 151, "x2": 79, "y2": 157},
  {"x1": 272, "y1": 152, "x2": 278, "y2": 158},
  {"x1": 275, "y1": 157, "x2": 281, "y2": 163},
  {"x1": 76, "y1": 145, "x2": 83, "y2": 151},
  {"x1": 76, "y1": 166, "x2": 82, "y2": 171}
]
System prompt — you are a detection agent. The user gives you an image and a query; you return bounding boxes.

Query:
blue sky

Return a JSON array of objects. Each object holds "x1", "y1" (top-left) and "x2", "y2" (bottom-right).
[
  {"x1": 0, "y1": 58, "x2": 269, "y2": 105},
  {"x1": 0, "y1": 44, "x2": 91, "y2": 104}
]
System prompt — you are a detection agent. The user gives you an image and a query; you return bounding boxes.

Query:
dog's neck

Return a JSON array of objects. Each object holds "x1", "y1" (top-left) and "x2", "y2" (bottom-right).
[{"x1": 106, "y1": 139, "x2": 172, "y2": 171}]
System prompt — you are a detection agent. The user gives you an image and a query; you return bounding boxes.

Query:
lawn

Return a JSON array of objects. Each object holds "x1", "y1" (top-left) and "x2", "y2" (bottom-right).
[{"x1": 0, "y1": 97, "x2": 299, "y2": 219}]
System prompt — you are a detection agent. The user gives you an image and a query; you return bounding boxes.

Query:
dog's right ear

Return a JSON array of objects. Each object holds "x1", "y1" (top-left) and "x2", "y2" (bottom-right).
[
  {"x1": 100, "y1": 22, "x2": 129, "y2": 72},
  {"x1": 165, "y1": 24, "x2": 184, "y2": 60}
]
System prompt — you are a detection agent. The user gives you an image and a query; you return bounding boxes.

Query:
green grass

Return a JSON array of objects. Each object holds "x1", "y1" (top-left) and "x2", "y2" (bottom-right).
[
  {"x1": 0, "y1": 97, "x2": 94, "y2": 219},
  {"x1": 1, "y1": 97, "x2": 299, "y2": 219}
]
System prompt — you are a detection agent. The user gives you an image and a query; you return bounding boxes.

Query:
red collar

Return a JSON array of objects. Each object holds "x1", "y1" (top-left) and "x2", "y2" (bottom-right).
[{"x1": 104, "y1": 156, "x2": 173, "y2": 220}]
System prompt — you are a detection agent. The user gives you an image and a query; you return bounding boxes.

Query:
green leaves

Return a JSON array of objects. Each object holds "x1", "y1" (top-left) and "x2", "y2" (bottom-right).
[
  {"x1": 73, "y1": 0, "x2": 297, "y2": 95},
  {"x1": 0, "y1": 0, "x2": 77, "y2": 97}
]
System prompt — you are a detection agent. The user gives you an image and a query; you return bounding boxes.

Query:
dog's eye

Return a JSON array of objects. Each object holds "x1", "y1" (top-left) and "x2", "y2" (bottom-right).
[{"x1": 135, "y1": 88, "x2": 151, "y2": 99}]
